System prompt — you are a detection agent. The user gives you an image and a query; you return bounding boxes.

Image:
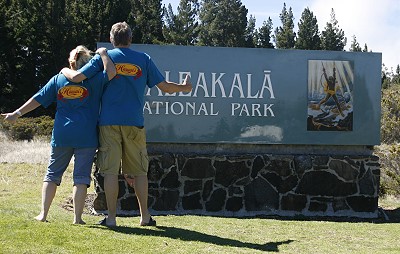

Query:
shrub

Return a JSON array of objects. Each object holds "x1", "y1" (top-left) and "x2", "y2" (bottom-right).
[
  {"x1": 375, "y1": 144, "x2": 400, "y2": 196},
  {"x1": 0, "y1": 116, "x2": 53, "y2": 141},
  {"x1": 381, "y1": 85, "x2": 400, "y2": 143},
  {"x1": 378, "y1": 84, "x2": 400, "y2": 196},
  {"x1": 29, "y1": 116, "x2": 54, "y2": 137}
]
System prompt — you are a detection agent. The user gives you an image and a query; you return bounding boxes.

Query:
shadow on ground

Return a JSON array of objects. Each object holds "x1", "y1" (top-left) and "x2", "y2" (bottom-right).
[{"x1": 90, "y1": 224, "x2": 295, "y2": 252}]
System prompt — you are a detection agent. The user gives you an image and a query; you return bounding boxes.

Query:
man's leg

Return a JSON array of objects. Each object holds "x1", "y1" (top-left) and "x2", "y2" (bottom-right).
[
  {"x1": 72, "y1": 184, "x2": 87, "y2": 224},
  {"x1": 133, "y1": 175, "x2": 151, "y2": 225},
  {"x1": 34, "y1": 182, "x2": 57, "y2": 222},
  {"x1": 104, "y1": 174, "x2": 119, "y2": 226},
  {"x1": 97, "y1": 126, "x2": 122, "y2": 226},
  {"x1": 121, "y1": 126, "x2": 154, "y2": 225}
]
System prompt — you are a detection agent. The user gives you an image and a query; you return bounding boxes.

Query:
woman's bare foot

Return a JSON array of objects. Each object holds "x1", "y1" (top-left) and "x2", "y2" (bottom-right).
[{"x1": 34, "y1": 213, "x2": 48, "y2": 222}]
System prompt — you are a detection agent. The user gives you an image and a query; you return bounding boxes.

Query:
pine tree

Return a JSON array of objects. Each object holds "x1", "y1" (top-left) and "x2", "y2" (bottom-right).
[
  {"x1": 0, "y1": 0, "x2": 16, "y2": 113},
  {"x1": 274, "y1": 3, "x2": 296, "y2": 49},
  {"x1": 0, "y1": 0, "x2": 64, "y2": 115},
  {"x1": 163, "y1": 0, "x2": 199, "y2": 45},
  {"x1": 257, "y1": 18, "x2": 274, "y2": 48},
  {"x1": 393, "y1": 65, "x2": 400, "y2": 85},
  {"x1": 163, "y1": 4, "x2": 177, "y2": 43},
  {"x1": 7, "y1": 1, "x2": 54, "y2": 96},
  {"x1": 320, "y1": 8, "x2": 346, "y2": 51},
  {"x1": 349, "y1": 35, "x2": 362, "y2": 52},
  {"x1": 66, "y1": 0, "x2": 133, "y2": 47},
  {"x1": 198, "y1": 0, "x2": 248, "y2": 47},
  {"x1": 244, "y1": 15, "x2": 257, "y2": 48},
  {"x1": 131, "y1": 0, "x2": 164, "y2": 44},
  {"x1": 295, "y1": 7, "x2": 320, "y2": 50}
]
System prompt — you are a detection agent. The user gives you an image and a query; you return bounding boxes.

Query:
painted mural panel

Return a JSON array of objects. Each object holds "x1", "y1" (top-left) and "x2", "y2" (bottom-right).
[{"x1": 307, "y1": 60, "x2": 354, "y2": 131}]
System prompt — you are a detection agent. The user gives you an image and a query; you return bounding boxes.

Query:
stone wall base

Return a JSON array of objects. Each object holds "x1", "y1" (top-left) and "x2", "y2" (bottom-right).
[{"x1": 93, "y1": 151, "x2": 380, "y2": 218}]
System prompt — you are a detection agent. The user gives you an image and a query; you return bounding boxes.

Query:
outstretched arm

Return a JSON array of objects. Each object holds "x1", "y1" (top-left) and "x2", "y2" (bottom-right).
[
  {"x1": 156, "y1": 74, "x2": 193, "y2": 94},
  {"x1": 1, "y1": 97, "x2": 41, "y2": 124}
]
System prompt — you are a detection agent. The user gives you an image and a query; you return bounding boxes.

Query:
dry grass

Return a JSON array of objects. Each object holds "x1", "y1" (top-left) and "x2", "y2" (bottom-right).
[{"x1": 0, "y1": 131, "x2": 50, "y2": 164}]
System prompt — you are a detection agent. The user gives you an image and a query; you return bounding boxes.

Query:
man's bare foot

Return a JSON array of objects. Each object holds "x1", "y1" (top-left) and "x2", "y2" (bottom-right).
[
  {"x1": 98, "y1": 217, "x2": 116, "y2": 227},
  {"x1": 140, "y1": 214, "x2": 150, "y2": 225},
  {"x1": 73, "y1": 220, "x2": 86, "y2": 225},
  {"x1": 140, "y1": 216, "x2": 156, "y2": 226},
  {"x1": 106, "y1": 218, "x2": 116, "y2": 226}
]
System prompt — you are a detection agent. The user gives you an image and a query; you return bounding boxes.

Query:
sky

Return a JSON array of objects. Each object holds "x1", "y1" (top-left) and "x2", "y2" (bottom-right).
[{"x1": 162, "y1": 0, "x2": 400, "y2": 72}]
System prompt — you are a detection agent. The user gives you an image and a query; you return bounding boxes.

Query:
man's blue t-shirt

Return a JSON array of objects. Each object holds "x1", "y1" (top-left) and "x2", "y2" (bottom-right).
[
  {"x1": 34, "y1": 72, "x2": 108, "y2": 147},
  {"x1": 80, "y1": 48, "x2": 165, "y2": 126}
]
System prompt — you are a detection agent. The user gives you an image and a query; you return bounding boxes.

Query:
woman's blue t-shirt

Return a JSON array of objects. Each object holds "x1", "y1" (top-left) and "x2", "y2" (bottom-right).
[{"x1": 34, "y1": 72, "x2": 108, "y2": 147}]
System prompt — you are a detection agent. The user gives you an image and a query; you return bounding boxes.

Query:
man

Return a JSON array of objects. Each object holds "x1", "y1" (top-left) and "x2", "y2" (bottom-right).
[{"x1": 62, "y1": 22, "x2": 192, "y2": 227}]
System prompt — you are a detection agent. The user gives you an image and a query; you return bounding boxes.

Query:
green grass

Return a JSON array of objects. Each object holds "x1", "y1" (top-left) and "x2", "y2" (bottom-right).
[{"x1": 1, "y1": 163, "x2": 400, "y2": 254}]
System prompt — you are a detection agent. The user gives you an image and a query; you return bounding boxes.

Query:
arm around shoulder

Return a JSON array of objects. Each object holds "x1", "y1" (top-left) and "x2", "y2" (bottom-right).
[
  {"x1": 96, "y1": 47, "x2": 116, "y2": 81},
  {"x1": 61, "y1": 68, "x2": 87, "y2": 83}
]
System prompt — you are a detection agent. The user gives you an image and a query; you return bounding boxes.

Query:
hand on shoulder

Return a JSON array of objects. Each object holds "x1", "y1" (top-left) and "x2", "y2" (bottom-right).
[{"x1": 96, "y1": 47, "x2": 108, "y2": 55}]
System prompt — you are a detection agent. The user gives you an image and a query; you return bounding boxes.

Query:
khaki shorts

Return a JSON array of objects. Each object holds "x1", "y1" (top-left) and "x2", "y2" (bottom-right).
[{"x1": 97, "y1": 125, "x2": 149, "y2": 176}]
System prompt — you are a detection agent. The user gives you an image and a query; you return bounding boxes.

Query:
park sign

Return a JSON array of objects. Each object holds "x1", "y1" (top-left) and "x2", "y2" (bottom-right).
[{"x1": 98, "y1": 43, "x2": 381, "y2": 145}]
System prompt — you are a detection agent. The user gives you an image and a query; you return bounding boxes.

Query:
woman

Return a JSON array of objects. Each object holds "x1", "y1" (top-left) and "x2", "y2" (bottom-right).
[{"x1": 1, "y1": 46, "x2": 116, "y2": 224}]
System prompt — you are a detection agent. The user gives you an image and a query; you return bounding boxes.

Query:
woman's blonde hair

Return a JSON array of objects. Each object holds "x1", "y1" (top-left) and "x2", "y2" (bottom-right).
[{"x1": 69, "y1": 45, "x2": 93, "y2": 70}]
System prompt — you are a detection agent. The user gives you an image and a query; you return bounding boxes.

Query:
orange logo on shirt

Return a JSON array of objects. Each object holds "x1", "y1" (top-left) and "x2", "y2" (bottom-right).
[
  {"x1": 115, "y1": 63, "x2": 142, "y2": 79},
  {"x1": 57, "y1": 86, "x2": 89, "y2": 101}
]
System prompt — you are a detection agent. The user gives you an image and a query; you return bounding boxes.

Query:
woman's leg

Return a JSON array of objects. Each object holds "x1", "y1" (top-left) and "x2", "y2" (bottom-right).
[
  {"x1": 72, "y1": 184, "x2": 87, "y2": 224},
  {"x1": 34, "y1": 182, "x2": 57, "y2": 222},
  {"x1": 36, "y1": 147, "x2": 72, "y2": 221},
  {"x1": 72, "y1": 147, "x2": 96, "y2": 224}
]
